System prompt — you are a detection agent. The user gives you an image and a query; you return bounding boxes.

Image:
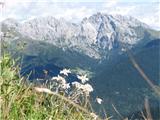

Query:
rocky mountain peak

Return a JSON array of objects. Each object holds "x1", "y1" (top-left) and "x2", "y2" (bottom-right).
[{"x1": 1, "y1": 13, "x2": 158, "y2": 59}]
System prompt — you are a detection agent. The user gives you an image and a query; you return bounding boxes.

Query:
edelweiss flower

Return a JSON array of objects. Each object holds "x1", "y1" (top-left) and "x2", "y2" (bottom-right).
[
  {"x1": 72, "y1": 81, "x2": 82, "y2": 89},
  {"x1": 51, "y1": 75, "x2": 66, "y2": 85},
  {"x1": 77, "y1": 74, "x2": 89, "y2": 83},
  {"x1": 62, "y1": 83, "x2": 70, "y2": 89},
  {"x1": 60, "y1": 68, "x2": 71, "y2": 76},
  {"x1": 82, "y1": 83, "x2": 93, "y2": 94},
  {"x1": 96, "y1": 97, "x2": 103, "y2": 104},
  {"x1": 72, "y1": 82, "x2": 93, "y2": 95},
  {"x1": 34, "y1": 87, "x2": 52, "y2": 94}
]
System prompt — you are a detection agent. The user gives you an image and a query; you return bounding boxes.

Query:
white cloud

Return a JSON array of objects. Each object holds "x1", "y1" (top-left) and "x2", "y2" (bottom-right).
[
  {"x1": 136, "y1": 7, "x2": 160, "y2": 30},
  {"x1": 54, "y1": 6, "x2": 94, "y2": 21},
  {"x1": 103, "y1": 0, "x2": 119, "y2": 8},
  {"x1": 128, "y1": 4, "x2": 160, "y2": 30},
  {"x1": 102, "y1": 5, "x2": 136, "y2": 16},
  {"x1": 0, "y1": 0, "x2": 159, "y2": 30},
  {"x1": 101, "y1": 2, "x2": 160, "y2": 30}
]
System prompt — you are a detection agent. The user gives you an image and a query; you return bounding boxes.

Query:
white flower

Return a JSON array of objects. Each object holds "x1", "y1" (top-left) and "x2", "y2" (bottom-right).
[
  {"x1": 62, "y1": 83, "x2": 70, "y2": 89},
  {"x1": 90, "y1": 113, "x2": 98, "y2": 120},
  {"x1": 72, "y1": 81, "x2": 82, "y2": 89},
  {"x1": 96, "y1": 97, "x2": 103, "y2": 104},
  {"x1": 51, "y1": 75, "x2": 66, "y2": 85},
  {"x1": 82, "y1": 83, "x2": 93, "y2": 94},
  {"x1": 72, "y1": 82, "x2": 93, "y2": 95},
  {"x1": 34, "y1": 87, "x2": 52, "y2": 94},
  {"x1": 60, "y1": 68, "x2": 71, "y2": 76},
  {"x1": 77, "y1": 74, "x2": 89, "y2": 83}
]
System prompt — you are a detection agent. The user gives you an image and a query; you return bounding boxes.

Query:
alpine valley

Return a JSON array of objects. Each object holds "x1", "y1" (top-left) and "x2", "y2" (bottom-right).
[{"x1": 1, "y1": 13, "x2": 160, "y2": 119}]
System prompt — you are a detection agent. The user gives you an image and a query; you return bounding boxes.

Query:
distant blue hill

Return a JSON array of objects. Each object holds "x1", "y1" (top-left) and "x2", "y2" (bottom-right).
[{"x1": 144, "y1": 39, "x2": 160, "y2": 48}]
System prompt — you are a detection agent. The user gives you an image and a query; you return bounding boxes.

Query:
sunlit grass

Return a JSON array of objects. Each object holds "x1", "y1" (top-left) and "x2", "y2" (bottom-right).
[
  {"x1": 1, "y1": 47, "x2": 157, "y2": 120},
  {"x1": 0, "y1": 53, "x2": 109, "y2": 120}
]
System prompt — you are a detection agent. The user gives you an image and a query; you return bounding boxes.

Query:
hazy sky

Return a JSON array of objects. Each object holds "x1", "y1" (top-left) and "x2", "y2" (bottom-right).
[{"x1": 0, "y1": 0, "x2": 159, "y2": 30}]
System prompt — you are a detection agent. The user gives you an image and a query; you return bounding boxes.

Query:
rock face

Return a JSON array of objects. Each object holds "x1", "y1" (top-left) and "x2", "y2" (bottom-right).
[
  {"x1": 1, "y1": 13, "x2": 160, "y2": 118},
  {"x1": 1, "y1": 13, "x2": 158, "y2": 59}
]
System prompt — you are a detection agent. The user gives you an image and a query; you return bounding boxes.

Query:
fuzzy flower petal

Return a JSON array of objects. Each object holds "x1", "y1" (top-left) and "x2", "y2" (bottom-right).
[
  {"x1": 60, "y1": 69, "x2": 71, "y2": 76},
  {"x1": 96, "y1": 97, "x2": 103, "y2": 104},
  {"x1": 52, "y1": 75, "x2": 66, "y2": 84},
  {"x1": 77, "y1": 74, "x2": 89, "y2": 84}
]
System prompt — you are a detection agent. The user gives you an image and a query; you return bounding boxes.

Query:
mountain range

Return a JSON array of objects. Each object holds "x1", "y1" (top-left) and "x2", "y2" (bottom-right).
[
  {"x1": 1, "y1": 13, "x2": 160, "y2": 119},
  {"x1": 1, "y1": 13, "x2": 159, "y2": 59}
]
